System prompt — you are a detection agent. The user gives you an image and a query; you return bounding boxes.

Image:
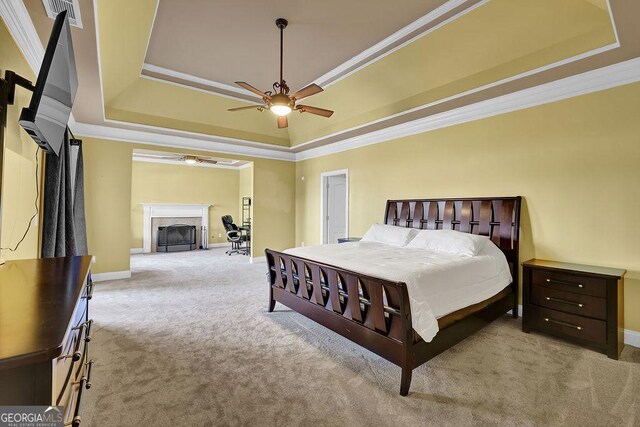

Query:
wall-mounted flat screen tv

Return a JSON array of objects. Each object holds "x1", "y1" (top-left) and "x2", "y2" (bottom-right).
[{"x1": 19, "y1": 10, "x2": 77, "y2": 156}]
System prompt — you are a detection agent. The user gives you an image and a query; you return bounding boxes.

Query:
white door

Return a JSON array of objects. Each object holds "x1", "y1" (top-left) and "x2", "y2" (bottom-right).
[{"x1": 325, "y1": 175, "x2": 347, "y2": 243}]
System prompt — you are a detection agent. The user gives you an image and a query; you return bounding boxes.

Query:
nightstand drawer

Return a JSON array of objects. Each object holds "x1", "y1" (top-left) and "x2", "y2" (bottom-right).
[
  {"x1": 530, "y1": 286, "x2": 606, "y2": 320},
  {"x1": 528, "y1": 306, "x2": 606, "y2": 345},
  {"x1": 531, "y1": 269, "x2": 606, "y2": 298}
]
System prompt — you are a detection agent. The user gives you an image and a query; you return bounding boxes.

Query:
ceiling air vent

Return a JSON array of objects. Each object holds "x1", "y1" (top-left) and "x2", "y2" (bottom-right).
[{"x1": 42, "y1": 0, "x2": 83, "y2": 28}]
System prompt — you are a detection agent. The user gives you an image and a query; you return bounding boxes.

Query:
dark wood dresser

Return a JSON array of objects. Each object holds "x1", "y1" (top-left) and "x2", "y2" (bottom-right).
[
  {"x1": 522, "y1": 259, "x2": 626, "y2": 359},
  {"x1": 0, "y1": 256, "x2": 94, "y2": 426}
]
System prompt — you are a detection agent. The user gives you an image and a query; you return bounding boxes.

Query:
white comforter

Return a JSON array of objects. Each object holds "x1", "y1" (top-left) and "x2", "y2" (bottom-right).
[{"x1": 285, "y1": 241, "x2": 512, "y2": 342}]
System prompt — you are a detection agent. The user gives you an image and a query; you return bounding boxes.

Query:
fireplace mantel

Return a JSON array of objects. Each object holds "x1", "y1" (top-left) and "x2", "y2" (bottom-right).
[{"x1": 141, "y1": 204, "x2": 211, "y2": 253}]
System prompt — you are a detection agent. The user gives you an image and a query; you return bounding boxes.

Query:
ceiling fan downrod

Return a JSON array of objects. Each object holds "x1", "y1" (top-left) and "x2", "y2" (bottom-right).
[{"x1": 275, "y1": 18, "x2": 288, "y2": 94}]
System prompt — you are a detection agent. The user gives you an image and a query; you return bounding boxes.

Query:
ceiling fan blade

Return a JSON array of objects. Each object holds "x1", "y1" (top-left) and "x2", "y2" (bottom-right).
[
  {"x1": 297, "y1": 104, "x2": 334, "y2": 118},
  {"x1": 277, "y1": 116, "x2": 288, "y2": 129},
  {"x1": 227, "y1": 105, "x2": 265, "y2": 112},
  {"x1": 291, "y1": 83, "x2": 323, "y2": 101},
  {"x1": 235, "y1": 81, "x2": 270, "y2": 99}
]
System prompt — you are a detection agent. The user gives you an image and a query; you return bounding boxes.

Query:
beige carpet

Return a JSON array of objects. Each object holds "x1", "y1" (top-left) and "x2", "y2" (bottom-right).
[{"x1": 83, "y1": 249, "x2": 640, "y2": 426}]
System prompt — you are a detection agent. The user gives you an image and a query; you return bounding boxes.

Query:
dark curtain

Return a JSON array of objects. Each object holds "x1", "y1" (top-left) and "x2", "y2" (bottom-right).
[{"x1": 41, "y1": 130, "x2": 88, "y2": 257}]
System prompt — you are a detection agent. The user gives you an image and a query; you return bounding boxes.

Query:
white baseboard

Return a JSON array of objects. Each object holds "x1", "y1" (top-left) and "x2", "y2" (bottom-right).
[
  {"x1": 250, "y1": 256, "x2": 266, "y2": 264},
  {"x1": 92, "y1": 270, "x2": 131, "y2": 282},
  {"x1": 624, "y1": 329, "x2": 640, "y2": 348},
  {"x1": 513, "y1": 304, "x2": 639, "y2": 347},
  {"x1": 130, "y1": 248, "x2": 143, "y2": 254}
]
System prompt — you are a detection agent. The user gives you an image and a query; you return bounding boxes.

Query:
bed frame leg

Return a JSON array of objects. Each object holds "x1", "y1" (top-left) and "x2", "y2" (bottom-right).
[
  {"x1": 512, "y1": 290, "x2": 519, "y2": 319},
  {"x1": 400, "y1": 367, "x2": 412, "y2": 396},
  {"x1": 268, "y1": 286, "x2": 276, "y2": 312}
]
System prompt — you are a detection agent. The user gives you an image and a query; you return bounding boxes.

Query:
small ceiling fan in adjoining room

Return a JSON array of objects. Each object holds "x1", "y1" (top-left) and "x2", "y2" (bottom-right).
[
  {"x1": 227, "y1": 18, "x2": 334, "y2": 129},
  {"x1": 133, "y1": 151, "x2": 238, "y2": 166}
]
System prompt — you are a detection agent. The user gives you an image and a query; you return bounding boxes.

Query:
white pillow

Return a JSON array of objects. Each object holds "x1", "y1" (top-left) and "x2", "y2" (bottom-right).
[
  {"x1": 361, "y1": 224, "x2": 419, "y2": 247},
  {"x1": 406, "y1": 229, "x2": 489, "y2": 257}
]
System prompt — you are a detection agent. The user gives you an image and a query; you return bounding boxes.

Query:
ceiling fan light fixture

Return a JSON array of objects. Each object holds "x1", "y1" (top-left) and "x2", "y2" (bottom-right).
[
  {"x1": 184, "y1": 156, "x2": 197, "y2": 165},
  {"x1": 270, "y1": 105, "x2": 292, "y2": 116}
]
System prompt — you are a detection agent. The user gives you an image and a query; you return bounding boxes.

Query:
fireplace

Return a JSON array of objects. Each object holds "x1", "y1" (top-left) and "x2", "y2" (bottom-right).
[
  {"x1": 157, "y1": 224, "x2": 197, "y2": 252},
  {"x1": 141, "y1": 204, "x2": 211, "y2": 253}
]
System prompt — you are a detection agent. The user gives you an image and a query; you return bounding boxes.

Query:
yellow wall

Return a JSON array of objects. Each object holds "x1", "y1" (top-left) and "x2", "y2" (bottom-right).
[
  {"x1": 238, "y1": 164, "x2": 253, "y2": 253},
  {"x1": 296, "y1": 82, "x2": 640, "y2": 333},
  {"x1": 130, "y1": 161, "x2": 239, "y2": 248},
  {"x1": 83, "y1": 137, "x2": 132, "y2": 273},
  {"x1": 0, "y1": 19, "x2": 41, "y2": 262}
]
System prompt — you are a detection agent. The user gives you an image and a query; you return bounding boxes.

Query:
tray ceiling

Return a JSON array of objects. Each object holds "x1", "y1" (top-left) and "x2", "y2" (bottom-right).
[{"x1": 143, "y1": 0, "x2": 447, "y2": 95}]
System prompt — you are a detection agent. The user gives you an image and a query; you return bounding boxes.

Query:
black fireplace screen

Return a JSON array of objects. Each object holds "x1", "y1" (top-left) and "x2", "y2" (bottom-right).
[{"x1": 157, "y1": 224, "x2": 197, "y2": 252}]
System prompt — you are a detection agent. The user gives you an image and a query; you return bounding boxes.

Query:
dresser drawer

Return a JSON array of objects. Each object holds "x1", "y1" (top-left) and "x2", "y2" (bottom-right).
[
  {"x1": 530, "y1": 286, "x2": 606, "y2": 320},
  {"x1": 527, "y1": 305, "x2": 606, "y2": 346},
  {"x1": 531, "y1": 269, "x2": 607, "y2": 297}
]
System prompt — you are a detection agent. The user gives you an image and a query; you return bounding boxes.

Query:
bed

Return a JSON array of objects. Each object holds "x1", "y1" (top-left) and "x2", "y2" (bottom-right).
[{"x1": 265, "y1": 197, "x2": 521, "y2": 395}]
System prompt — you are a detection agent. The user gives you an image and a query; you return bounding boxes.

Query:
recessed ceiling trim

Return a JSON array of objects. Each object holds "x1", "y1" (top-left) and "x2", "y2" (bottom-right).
[
  {"x1": 73, "y1": 121, "x2": 296, "y2": 161},
  {"x1": 140, "y1": 63, "x2": 262, "y2": 103},
  {"x1": 312, "y1": 0, "x2": 473, "y2": 89},
  {"x1": 101, "y1": 117, "x2": 291, "y2": 152}
]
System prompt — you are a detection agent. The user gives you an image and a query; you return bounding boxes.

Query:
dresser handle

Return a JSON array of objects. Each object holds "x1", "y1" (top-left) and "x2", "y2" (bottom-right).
[
  {"x1": 545, "y1": 296, "x2": 583, "y2": 308},
  {"x1": 544, "y1": 317, "x2": 583, "y2": 330},
  {"x1": 65, "y1": 378, "x2": 86, "y2": 427},
  {"x1": 546, "y1": 278, "x2": 583, "y2": 288},
  {"x1": 84, "y1": 319, "x2": 93, "y2": 342},
  {"x1": 61, "y1": 324, "x2": 86, "y2": 362},
  {"x1": 82, "y1": 281, "x2": 94, "y2": 300},
  {"x1": 85, "y1": 360, "x2": 94, "y2": 389}
]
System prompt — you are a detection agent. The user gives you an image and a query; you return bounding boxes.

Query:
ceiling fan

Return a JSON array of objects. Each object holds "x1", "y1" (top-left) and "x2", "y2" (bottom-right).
[
  {"x1": 227, "y1": 18, "x2": 334, "y2": 129},
  {"x1": 135, "y1": 152, "x2": 222, "y2": 165}
]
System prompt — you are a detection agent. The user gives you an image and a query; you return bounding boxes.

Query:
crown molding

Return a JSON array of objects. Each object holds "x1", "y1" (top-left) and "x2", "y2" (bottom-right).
[
  {"x1": 296, "y1": 57, "x2": 640, "y2": 161},
  {"x1": 141, "y1": 63, "x2": 262, "y2": 103},
  {"x1": 73, "y1": 121, "x2": 295, "y2": 161},
  {"x1": 0, "y1": 0, "x2": 44, "y2": 74}
]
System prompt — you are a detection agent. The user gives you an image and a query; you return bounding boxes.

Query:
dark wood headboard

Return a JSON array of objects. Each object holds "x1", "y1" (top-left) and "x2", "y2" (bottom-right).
[{"x1": 384, "y1": 197, "x2": 522, "y2": 268}]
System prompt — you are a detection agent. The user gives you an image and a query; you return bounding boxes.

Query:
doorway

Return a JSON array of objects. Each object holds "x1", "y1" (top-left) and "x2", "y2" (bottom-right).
[{"x1": 320, "y1": 169, "x2": 348, "y2": 244}]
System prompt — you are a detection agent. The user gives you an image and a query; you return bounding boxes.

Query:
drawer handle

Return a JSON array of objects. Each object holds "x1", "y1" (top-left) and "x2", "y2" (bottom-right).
[
  {"x1": 73, "y1": 319, "x2": 93, "y2": 342},
  {"x1": 85, "y1": 360, "x2": 94, "y2": 389},
  {"x1": 544, "y1": 317, "x2": 583, "y2": 330},
  {"x1": 82, "y1": 281, "x2": 94, "y2": 300},
  {"x1": 61, "y1": 323, "x2": 86, "y2": 362},
  {"x1": 546, "y1": 278, "x2": 583, "y2": 288},
  {"x1": 65, "y1": 378, "x2": 86, "y2": 427},
  {"x1": 84, "y1": 319, "x2": 93, "y2": 342},
  {"x1": 545, "y1": 296, "x2": 584, "y2": 308}
]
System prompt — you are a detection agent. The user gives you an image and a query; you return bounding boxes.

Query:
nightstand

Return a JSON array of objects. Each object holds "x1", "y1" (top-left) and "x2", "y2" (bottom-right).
[
  {"x1": 522, "y1": 259, "x2": 626, "y2": 359},
  {"x1": 337, "y1": 237, "x2": 361, "y2": 243}
]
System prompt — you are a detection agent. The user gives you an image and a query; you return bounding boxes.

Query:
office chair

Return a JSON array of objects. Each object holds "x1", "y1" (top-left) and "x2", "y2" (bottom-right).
[{"x1": 221, "y1": 215, "x2": 249, "y2": 256}]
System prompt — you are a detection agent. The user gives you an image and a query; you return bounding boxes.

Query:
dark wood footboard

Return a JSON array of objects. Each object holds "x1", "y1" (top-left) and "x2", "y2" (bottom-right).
[
  {"x1": 265, "y1": 249, "x2": 416, "y2": 394},
  {"x1": 266, "y1": 249, "x2": 515, "y2": 395}
]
